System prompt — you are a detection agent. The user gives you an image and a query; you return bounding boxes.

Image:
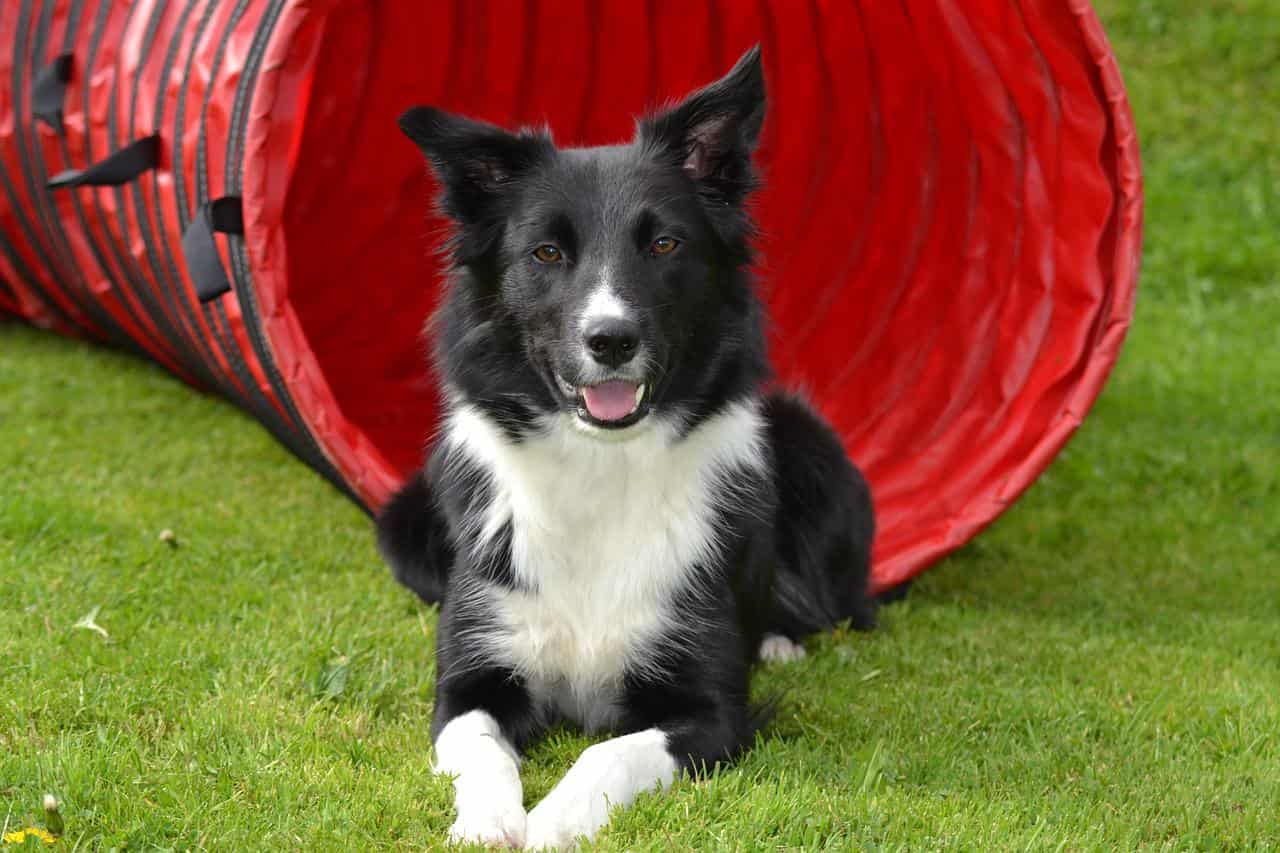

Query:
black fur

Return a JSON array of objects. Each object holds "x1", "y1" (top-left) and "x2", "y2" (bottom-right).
[
  {"x1": 376, "y1": 469, "x2": 452, "y2": 605},
  {"x1": 379, "y1": 46, "x2": 875, "y2": 784},
  {"x1": 765, "y1": 393, "x2": 878, "y2": 636}
]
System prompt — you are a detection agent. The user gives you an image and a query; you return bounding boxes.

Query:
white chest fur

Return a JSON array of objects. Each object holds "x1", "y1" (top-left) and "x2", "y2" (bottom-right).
[{"x1": 443, "y1": 400, "x2": 767, "y2": 717}]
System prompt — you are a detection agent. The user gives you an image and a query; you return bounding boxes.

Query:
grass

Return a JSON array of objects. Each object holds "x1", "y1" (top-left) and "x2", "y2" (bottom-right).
[{"x1": 3, "y1": 0, "x2": 1279, "y2": 848}]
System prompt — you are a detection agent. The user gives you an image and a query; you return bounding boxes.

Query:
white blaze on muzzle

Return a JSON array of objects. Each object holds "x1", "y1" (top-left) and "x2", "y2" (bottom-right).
[{"x1": 579, "y1": 274, "x2": 631, "y2": 332}]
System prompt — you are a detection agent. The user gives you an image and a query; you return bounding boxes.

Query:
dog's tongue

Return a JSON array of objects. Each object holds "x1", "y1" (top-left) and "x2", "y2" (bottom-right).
[{"x1": 581, "y1": 381, "x2": 640, "y2": 422}]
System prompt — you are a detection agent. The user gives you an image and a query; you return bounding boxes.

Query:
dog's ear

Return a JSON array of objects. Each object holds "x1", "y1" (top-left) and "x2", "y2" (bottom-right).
[
  {"x1": 399, "y1": 106, "x2": 550, "y2": 225},
  {"x1": 640, "y1": 45, "x2": 766, "y2": 206}
]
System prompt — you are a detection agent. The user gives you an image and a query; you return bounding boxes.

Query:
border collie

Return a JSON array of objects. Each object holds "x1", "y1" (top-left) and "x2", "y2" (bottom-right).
[{"x1": 378, "y1": 46, "x2": 876, "y2": 849}]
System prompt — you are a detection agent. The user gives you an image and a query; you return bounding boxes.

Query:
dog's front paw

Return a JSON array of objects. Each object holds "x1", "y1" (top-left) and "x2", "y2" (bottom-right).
[
  {"x1": 448, "y1": 803, "x2": 526, "y2": 848},
  {"x1": 524, "y1": 801, "x2": 590, "y2": 851}
]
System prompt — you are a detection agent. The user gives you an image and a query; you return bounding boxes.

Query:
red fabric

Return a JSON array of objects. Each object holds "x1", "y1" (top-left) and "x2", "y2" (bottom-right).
[{"x1": 1, "y1": 0, "x2": 1141, "y2": 593}]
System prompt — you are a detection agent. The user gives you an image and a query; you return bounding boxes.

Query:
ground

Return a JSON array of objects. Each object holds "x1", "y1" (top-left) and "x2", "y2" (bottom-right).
[{"x1": 2, "y1": 0, "x2": 1278, "y2": 848}]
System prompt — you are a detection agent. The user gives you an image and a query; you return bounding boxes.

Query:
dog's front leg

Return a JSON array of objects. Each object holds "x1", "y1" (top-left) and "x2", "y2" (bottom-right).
[
  {"x1": 434, "y1": 709, "x2": 527, "y2": 847},
  {"x1": 524, "y1": 728, "x2": 678, "y2": 850}
]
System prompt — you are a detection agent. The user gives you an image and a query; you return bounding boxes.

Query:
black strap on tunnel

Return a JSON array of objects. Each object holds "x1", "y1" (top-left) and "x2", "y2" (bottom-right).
[
  {"x1": 32, "y1": 52, "x2": 73, "y2": 133},
  {"x1": 181, "y1": 196, "x2": 243, "y2": 302},
  {"x1": 47, "y1": 134, "x2": 160, "y2": 189}
]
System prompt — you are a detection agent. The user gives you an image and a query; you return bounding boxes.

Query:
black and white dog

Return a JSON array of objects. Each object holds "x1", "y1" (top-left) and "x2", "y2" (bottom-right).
[{"x1": 378, "y1": 47, "x2": 876, "y2": 849}]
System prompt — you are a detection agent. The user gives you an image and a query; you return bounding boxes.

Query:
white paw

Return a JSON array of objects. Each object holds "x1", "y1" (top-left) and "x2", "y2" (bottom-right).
[
  {"x1": 524, "y1": 799, "x2": 591, "y2": 851},
  {"x1": 524, "y1": 751, "x2": 614, "y2": 850},
  {"x1": 759, "y1": 633, "x2": 806, "y2": 663},
  {"x1": 448, "y1": 803, "x2": 526, "y2": 848},
  {"x1": 525, "y1": 730, "x2": 676, "y2": 850}
]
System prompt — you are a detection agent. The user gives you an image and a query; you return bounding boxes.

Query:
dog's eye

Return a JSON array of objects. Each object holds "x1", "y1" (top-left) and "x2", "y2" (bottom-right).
[
  {"x1": 532, "y1": 244, "x2": 563, "y2": 263},
  {"x1": 650, "y1": 236, "x2": 679, "y2": 256}
]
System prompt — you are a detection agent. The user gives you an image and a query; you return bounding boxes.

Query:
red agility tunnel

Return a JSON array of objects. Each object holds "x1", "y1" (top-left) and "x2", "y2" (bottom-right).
[{"x1": 0, "y1": 1, "x2": 1141, "y2": 594}]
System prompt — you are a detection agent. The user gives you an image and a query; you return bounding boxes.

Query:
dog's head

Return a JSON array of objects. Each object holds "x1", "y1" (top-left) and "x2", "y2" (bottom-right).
[{"x1": 401, "y1": 47, "x2": 768, "y2": 438}]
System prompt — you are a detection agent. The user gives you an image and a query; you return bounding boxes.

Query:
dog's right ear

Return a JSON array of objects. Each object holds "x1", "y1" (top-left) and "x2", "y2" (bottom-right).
[
  {"x1": 640, "y1": 45, "x2": 766, "y2": 209},
  {"x1": 399, "y1": 106, "x2": 550, "y2": 226}
]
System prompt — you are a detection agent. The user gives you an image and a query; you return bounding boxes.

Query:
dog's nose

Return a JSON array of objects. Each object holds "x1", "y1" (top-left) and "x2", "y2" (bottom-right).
[{"x1": 584, "y1": 318, "x2": 641, "y2": 367}]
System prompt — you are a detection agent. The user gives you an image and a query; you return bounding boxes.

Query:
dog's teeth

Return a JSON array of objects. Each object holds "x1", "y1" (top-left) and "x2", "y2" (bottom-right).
[{"x1": 634, "y1": 384, "x2": 645, "y2": 406}]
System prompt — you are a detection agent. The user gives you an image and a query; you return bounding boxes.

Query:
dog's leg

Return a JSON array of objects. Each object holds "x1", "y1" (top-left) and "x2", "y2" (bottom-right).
[
  {"x1": 764, "y1": 392, "x2": 877, "y2": 636},
  {"x1": 525, "y1": 692, "x2": 760, "y2": 851},
  {"x1": 434, "y1": 710, "x2": 527, "y2": 847},
  {"x1": 524, "y1": 728, "x2": 677, "y2": 850},
  {"x1": 375, "y1": 469, "x2": 454, "y2": 605},
  {"x1": 431, "y1": 600, "x2": 543, "y2": 847}
]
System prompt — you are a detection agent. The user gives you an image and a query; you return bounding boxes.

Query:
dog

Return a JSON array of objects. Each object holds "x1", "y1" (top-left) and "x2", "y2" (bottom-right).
[{"x1": 377, "y1": 46, "x2": 876, "y2": 849}]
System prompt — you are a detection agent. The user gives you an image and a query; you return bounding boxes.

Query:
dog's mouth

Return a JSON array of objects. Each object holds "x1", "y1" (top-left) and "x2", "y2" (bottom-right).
[{"x1": 555, "y1": 374, "x2": 651, "y2": 429}]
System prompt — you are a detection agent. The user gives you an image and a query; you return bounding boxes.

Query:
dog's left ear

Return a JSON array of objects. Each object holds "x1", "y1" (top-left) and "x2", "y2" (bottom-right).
[
  {"x1": 641, "y1": 45, "x2": 766, "y2": 206},
  {"x1": 399, "y1": 106, "x2": 550, "y2": 226}
]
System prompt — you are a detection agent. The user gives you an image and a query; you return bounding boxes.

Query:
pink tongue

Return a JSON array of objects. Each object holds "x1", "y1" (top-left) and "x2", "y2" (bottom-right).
[{"x1": 581, "y1": 381, "x2": 640, "y2": 422}]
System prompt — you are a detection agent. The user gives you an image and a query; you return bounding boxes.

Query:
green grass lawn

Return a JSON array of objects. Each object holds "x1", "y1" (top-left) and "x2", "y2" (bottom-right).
[{"x1": 3, "y1": 1, "x2": 1279, "y2": 848}]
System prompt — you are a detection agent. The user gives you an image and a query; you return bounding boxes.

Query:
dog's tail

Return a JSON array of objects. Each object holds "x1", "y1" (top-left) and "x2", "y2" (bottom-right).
[{"x1": 375, "y1": 471, "x2": 454, "y2": 606}]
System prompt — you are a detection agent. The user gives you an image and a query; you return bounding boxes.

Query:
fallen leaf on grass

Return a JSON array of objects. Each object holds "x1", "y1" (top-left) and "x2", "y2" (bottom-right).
[
  {"x1": 314, "y1": 654, "x2": 351, "y2": 700},
  {"x1": 72, "y1": 606, "x2": 109, "y2": 639}
]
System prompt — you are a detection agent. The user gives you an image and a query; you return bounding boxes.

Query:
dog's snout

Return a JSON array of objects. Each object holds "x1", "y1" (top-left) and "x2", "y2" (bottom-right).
[{"x1": 584, "y1": 317, "x2": 640, "y2": 368}]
